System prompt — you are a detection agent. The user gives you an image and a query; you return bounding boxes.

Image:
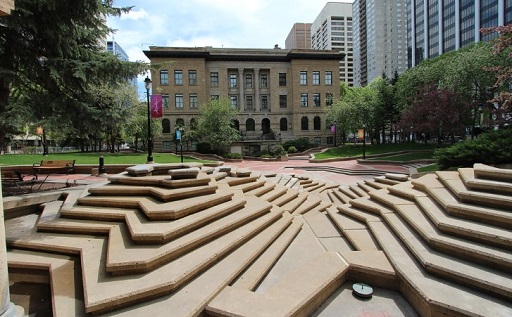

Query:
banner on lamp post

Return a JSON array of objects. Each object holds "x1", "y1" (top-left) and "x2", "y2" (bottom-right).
[
  {"x1": 330, "y1": 125, "x2": 336, "y2": 134},
  {"x1": 150, "y1": 94, "x2": 163, "y2": 118}
]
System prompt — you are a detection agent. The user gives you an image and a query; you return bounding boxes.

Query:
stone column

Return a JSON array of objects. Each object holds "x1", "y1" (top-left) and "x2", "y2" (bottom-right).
[
  {"x1": 0, "y1": 173, "x2": 23, "y2": 317},
  {"x1": 238, "y1": 68, "x2": 244, "y2": 111},
  {"x1": 254, "y1": 68, "x2": 260, "y2": 112}
]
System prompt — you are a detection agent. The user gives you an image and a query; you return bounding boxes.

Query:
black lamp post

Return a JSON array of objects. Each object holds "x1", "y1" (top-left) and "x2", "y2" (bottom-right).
[
  {"x1": 144, "y1": 76, "x2": 154, "y2": 163},
  {"x1": 179, "y1": 127, "x2": 184, "y2": 163},
  {"x1": 334, "y1": 121, "x2": 337, "y2": 147}
]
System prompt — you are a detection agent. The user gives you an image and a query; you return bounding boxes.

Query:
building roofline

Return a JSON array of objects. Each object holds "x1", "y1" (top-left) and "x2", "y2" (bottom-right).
[{"x1": 143, "y1": 47, "x2": 345, "y2": 62}]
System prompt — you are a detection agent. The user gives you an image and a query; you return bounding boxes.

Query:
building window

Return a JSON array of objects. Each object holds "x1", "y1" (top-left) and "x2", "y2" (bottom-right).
[
  {"x1": 313, "y1": 93, "x2": 321, "y2": 107},
  {"x1": 189, "y1": 94, "x2": 198, "y2": 109},
  {"x1": 325, "y1": 71, "x2": 332, "y2": 85},
  {"x1": 301, "y1": 116, "x2": 309, "y2": 130},
  {"x1": 175, "y1": 94, "x2": 184, "y2": 108},
  {"x1": 301, "y1": 93, "x2": 308, "y2": 107},
  {"x1": 162, "y1": 141, "x2": 172, "y2": 150},
  {"x1": 261, "y1": 95, "x2": 269, "y2": 111},
  {"x1": 314, "y1": 137, "x2": 321, "y2": 146},
  {"x1": 229, "y1": 73, "x2": 237, "y2": 88},
  {"x1": 246, "y1": 118, "x2": 256, "y2": 131},
  {"x1": 162, "y1": 94, "x2": 169, "y2": 109},
  {"x1": 246, "y1": 95, "x2": 253, "y2": 110},
  {"x1": 260, "y1": 73, "x2": 268, "y2": 88},
  {"x1": 160, "y1": 70, "x2": 169, "y2": 85},
  {"x1": 210, "y1": 72, "x2": 219, "y2": 86},
  {"x1": 211, "y1": 95, "x2": 219, "y2": 100},
  {"x1": 174, "y1": 70, "x2": 183, "y2": 85},
  {"x1": 300, "y1": 71, "x2": 307, "y2": 85},
  {"x1": 280, "y1": 118, "x2": 288, "y2": 131},
  {"x1": 313, "y1": 71, "x2": 320, "y2": 85},
  {"x1": 326, "y1": 93, "x2": 333, "y2": 106},
  {"x1": 162, "y1": 119, "x2": 171, "y2": 133},
  {"x1": 314, "y1": 116, "x2": 321, "y2": 130},
  {"x1": 188, "y1": 70, "x2": 197, "y2": 85},
  {"x1": 230, "y1": 95, "x2": 238, "y2": 109},
  {"x1": 279, "y1": 95, "x2": 287, "y2": 108},
  {"x1": 279, "y1": 73, "x2": 287, "y2": 86},
  {"x1": 245, "y1": 73, "x2": 253, "y2": 88}
]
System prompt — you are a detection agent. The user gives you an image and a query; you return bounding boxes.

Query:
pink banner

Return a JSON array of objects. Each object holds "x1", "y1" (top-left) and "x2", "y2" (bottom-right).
[
  {"x1": 330, "y1": 124, "x2": 336, "y2": 134},
  {"x1": 150, "y1": 94, "x2": 163, "y2": 118}
]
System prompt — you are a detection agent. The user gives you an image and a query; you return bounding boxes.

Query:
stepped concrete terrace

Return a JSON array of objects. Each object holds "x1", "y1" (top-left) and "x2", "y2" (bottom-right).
[{"x1": 1, "y1": 161, "x2": 511, "y2": 316}]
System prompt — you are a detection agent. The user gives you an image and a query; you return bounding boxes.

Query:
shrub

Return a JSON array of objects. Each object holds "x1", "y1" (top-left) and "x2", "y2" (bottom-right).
[
  {"x1": 196, "y1": 142, "x2": 212, "y2": 154},
  {"x1": 434, "y1": 129, "x2": 512, "y2": 170},
  {"x1": 283, "y1": 138, "x2": 311, "y2": 152},
  {"x1": 287, "y1": 146, "x2": 298, "y2": 153},
  {"x1": 269, "y1": 144, "x2": 285, "y2": 157},
  {"x1": 223, "y1": 152, "x2": 242, "y2": 159}
]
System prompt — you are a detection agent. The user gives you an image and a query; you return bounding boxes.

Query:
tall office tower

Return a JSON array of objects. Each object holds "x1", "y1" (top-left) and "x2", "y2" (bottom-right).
[
  {"x1": 311, "y1": 2, "x2": 354, "y2": 86},
  {"x1": 408, "y1": 0, "x2": 512, "y2": 68},
  {"x1": 285, "y1": 23, "x2": 312, "y2": 49},
  {"x1": 353, "y1": 0, "x2": 408, "y2": 87},
  {"x1": 106, "y1": 40, "x2": 129, "y2": 61}
]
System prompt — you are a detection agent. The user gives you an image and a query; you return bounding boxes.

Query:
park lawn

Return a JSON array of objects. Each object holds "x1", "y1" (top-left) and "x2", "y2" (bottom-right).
[
  {"x1": 366, "y1": 151, "x2": 435, "y2": 161},
  {"x1": 0, "y1": 152, "x2": 206, "y2": 166},
  {"x1": 315, "y1": 143, "x2": 437, "y2": 160}
]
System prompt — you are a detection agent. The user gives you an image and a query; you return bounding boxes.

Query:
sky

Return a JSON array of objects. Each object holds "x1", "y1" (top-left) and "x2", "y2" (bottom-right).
[{"x1": 106, "y1": 0, "x2": 354, "y2": 63}]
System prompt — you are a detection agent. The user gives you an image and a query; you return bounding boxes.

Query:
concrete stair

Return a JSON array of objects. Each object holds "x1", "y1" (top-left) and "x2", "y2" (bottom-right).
[{"x1": 4, "y1": 163, "x2": 512, "y2": 317}]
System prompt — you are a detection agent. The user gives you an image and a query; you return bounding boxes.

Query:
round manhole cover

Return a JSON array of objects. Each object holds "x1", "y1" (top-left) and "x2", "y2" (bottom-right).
[{"x1": 352, "y1": 282, "x2": 373, "y2": 298}]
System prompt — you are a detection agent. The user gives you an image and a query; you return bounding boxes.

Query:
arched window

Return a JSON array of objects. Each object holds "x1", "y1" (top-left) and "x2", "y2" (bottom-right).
[
  {"x1": 162, "y1": 118, "x2": 171, "y2": 133},
  {"x1": 301, "y1": 116, "x2": 309, "y2": 130},
  {"x1": 314, "y1": 116, "x2": 321, "y2": 130},
  {"x1": 190, "y1": 118, "x2": 197, "y2": 130},
  {"x1": 261, "y1": 118, "x2": 270, "y2": 134},
  {"x1": 246, "y1": 118, "x2": 256, "y2": 131},
  {"x1": 232, "y1": 119, "x2": 240, "y2": 131},
  {"x1": 176, "y1": 118, "x2": 185, "y2": 128},
  {"x1": 280, "y1": 118, "x2": 288, "y2": 131}
]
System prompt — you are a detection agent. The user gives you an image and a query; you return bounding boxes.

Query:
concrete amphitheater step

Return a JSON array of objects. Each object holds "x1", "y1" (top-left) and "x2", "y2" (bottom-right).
[
  {"x1": 393, "y1": 202, "x2": 512, "y2": 273},
  {"x1": 272, "y1": 188, "x2": 300, "y2": 207},
  {"x1": 326, "y1": 207, "x2": 380, "y2": 251},
  {"x1": 76, "y1": 191, "x2": 234, "y2": 221},
  {"x1": 369, "y1": 187, "x2": 512, "y2": 251},
  {"x1": 329, "y1": 201, "x2": 512, "y2": 316},
  {"x1": 225, "y1": 178, "x2": 265, "y2": 193},
  {"x1": 436, "y1": 171, "x2": 512, "y2": 209},
  {"x1": 292, "y1": 195, "x2": 322, "y2": 215},
  {"x1": 413, "y1": 173, "x2": 512, "y2": 228},
  {"x1": 326, "y1": 189, "x2": 349, "y2": 204},
  {"x1": 384, "y1": 210, "x2": 512, "y2": 300},
  {"x1": 232, "y1": 218, "x2": 303, "y2": 291},
  {"x1": 258, "y1": 184, "x2": 289, "y2": 202},
  {"x1": 368, "y1": 220, "x2": 512, "y2": 317},
  {"x1": 338, "y1": 186, "x2": 359, "y2": 200},
  {"x1": 87, "y1": 183, "x2": 218, "y2": 200},
  {"x1": 223, "y1": 175, "x2": 260, "y2": 187},
  {"x1": 459, "y1": 167, "x2": 512, "y2": 195},
  {"x1": 206, "y1": 252, "x2": 349, "y2": 317},
  {"x1": 6, "y1": 205, "x2": 288, "y2": 314},
  {"x1": 474, "y1": 163, "x2": 512, "y2": 182},
  {"x1": 245, "y1": 182, "x2": 276, "y2": 197},
  {"x1": 364, "y1": 179, "x2": 388, "y2": 190},
  {"x1": 374, "y1": 175, "x2": 401, "y2": 186},
  {"x1": 8, "y1": 249, "x2": 85, "y2": 317},
  {"x1": 108, "y1": 172, "x2": 212, "y2": 188}
]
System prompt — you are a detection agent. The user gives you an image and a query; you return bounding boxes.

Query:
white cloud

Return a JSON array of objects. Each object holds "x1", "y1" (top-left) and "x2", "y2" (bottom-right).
[{"x1": 107, "y1": 0, "x2": 354, "y2": 61}]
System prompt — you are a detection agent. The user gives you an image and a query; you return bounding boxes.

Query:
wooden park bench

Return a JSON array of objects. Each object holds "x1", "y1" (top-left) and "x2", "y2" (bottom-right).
[{"x1": 33, "y1": 159, "x2": 76, "y2": 180}]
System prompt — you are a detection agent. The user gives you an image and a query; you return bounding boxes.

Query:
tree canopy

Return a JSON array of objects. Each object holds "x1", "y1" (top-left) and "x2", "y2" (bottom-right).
[
  {"x1": 0, "y1": 0, "x2": 148, "y2": 150},
  {"x1": 196, "y1": 98, "x2": 240, "y2": 155}
]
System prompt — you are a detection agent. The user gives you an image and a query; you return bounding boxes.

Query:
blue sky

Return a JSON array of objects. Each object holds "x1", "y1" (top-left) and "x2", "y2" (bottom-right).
[{"x1": 106, "y1": 0, "x2": 353, "y2": 94}]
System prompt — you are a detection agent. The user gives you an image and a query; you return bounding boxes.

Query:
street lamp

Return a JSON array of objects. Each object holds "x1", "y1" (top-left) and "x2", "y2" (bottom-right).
[
  {"x1": 334, "y1": 121, "x2": 337, "y2": 147},
  {"x1": 144, "y1": 76, "x2": 154, "y2": 163}
]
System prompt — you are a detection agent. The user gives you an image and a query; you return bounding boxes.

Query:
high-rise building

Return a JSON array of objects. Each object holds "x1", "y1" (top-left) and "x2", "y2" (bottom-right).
[
  {"x1": 408, "y1": 0, "x2": 512, "y2": 68},
  {"x1": 143, "y1": 47, "x2": 343, "y2": 153},
  {"x1": 285, "y1": 23, "x2": 312, "y2": 49},
  {"x1": 353, "y1": 0, "x2": 408, "y2": 87},
  {"x1": 106, "y1": 40, "x2": 129, "y2": 61},
  {"x1": 311, "y1": 2, "x2": 354, "y2": 86},
  {"x1": 106, "y1": 40, "x2": 138, "y2": 88}
]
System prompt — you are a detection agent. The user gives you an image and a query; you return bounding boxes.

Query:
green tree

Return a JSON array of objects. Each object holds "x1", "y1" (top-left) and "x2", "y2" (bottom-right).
[
  {"x1": 196, "y1": 98, "x2": 240, "y2": 155},
  {"x1": 124, "y1": 101, "x2": 162, "y2": 153},
  {"x1": 0, "y1": 0, "x2": 147, "y2": 150}
]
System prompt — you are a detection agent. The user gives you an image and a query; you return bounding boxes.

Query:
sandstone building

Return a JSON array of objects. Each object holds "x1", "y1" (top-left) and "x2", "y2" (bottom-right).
[{"x1": 144, "y1": 47, "x2": 343, "y2": 154}]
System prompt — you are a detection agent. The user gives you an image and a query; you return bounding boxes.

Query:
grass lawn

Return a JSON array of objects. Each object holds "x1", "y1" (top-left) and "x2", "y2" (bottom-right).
[
  {"x1": 366, "y1": 151, "x2": 435, "y2": 161},
  {"x1": 0, "y1": 152, "x2": 206, "y2": 166},
  {"x1": 314, "y1": 143, "x2": 438, "y2": 160},
  {"x1": 417, "y1": 164, "x2": 440, "y2": 173}
]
